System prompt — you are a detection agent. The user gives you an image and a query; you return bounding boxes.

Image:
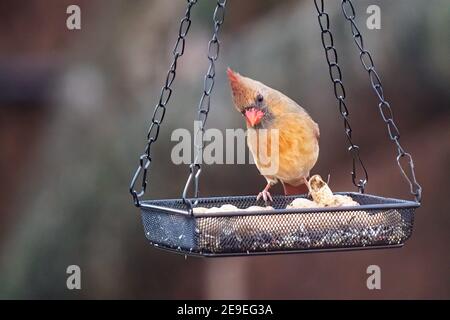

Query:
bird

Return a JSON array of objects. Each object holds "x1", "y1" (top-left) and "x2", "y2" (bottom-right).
[{"x1": 227, "y1": 67, "x2": 320, "y2": 202}]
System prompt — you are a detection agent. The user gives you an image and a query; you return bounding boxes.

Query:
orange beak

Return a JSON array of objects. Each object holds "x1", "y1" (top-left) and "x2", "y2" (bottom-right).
[{"x1": 245, "y1": 107, "x2": 264, "y2": 127}]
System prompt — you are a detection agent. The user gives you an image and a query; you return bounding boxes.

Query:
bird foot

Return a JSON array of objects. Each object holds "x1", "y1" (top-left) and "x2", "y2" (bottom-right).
[
  {"x1": 303, "y1": 177, "x2": 312, "y2": 198},
  {"x1": 257, "y1": 190, "x2": 273, "y2": 203}
]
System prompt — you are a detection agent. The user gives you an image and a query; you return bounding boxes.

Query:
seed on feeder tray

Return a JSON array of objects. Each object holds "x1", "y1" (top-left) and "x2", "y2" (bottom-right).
[
  {"x1": 188, "y1": 174, "x2": 412, "y2": 253},
  {"x1": 297, "y1": 223, "x2": 306, "y2": 233},
  {"x1": 307, "y1": 174, "x2": 360, "y2": 207},
  {"x1": 287, "y1": 198, "x2": 318, "y2": 208},
  {"x1": 332, "y1": 194, "x2": 360, "y2": 207},
  {"x1": 245, "y1": 205, "x2": 274, "y2": 211},
  {"x1": 219, "y1": 204, "x2": 239, "y2": 211},
  {"x1": 193, "y1": 207, "x2": 208, "y2": 214},
  {"x1": 308, "y1": 174, "x2": 335, "y2": 206},
  {"x1": 193, "y1": 204, "x2": 273, "y2": 214},
  {"x1": 286, "y1": 175, "x2": 360, "y2": 209}
]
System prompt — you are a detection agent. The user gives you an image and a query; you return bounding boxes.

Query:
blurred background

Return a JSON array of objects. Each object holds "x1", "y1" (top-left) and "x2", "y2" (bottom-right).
[{"x1": 0, "y1": 0, "x2": 449, "y2": 299}]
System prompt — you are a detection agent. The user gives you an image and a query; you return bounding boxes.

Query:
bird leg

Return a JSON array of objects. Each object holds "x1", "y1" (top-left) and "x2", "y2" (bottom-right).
[
  {"x1": 301, "y1": 177, "x2": 313, "y2": 197},
  {"x1": 257, "y1": 183, "x2": 273, "y2": 202}
]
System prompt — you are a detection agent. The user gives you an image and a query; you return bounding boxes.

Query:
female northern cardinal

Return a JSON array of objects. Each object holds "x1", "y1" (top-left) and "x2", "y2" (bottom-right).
[{"x1": 227, "y1": 68, "x2": 320, "y2": 201}]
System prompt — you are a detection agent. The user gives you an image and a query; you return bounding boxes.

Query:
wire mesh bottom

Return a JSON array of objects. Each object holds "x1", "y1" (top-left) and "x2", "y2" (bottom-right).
[{"x1": 139, "y1": 193, "x2": 418, "y2": 256}]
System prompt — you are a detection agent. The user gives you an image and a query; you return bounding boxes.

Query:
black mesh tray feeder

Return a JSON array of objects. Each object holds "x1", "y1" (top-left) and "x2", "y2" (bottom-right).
[{"x1": 129, "y1": 0, "x2": 422, "y2": 257}]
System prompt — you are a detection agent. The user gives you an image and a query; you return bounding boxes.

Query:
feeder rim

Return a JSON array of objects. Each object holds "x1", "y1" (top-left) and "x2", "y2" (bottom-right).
[
  {"x1": 139, "y1": 192, "x2": 420, "y2": 217},
  {"x1": 147, "y1": 242, "x2": 405, "y2": 258}
]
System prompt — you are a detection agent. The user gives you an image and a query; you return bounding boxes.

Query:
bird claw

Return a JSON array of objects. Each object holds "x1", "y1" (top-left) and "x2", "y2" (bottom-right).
[{"x1": 257, "y1": 190, "x2": 273, "y2": 203}]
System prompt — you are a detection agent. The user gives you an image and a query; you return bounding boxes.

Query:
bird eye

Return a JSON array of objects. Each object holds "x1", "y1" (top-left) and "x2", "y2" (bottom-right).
[{"x1": 256, "y1": 94, "x2": 264, "y2": 103}]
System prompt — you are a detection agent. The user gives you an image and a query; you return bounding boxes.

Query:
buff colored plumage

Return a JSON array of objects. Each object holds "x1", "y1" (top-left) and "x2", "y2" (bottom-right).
[{"x1": 227, "y1": 68, "x2": 319, "y2": 201}]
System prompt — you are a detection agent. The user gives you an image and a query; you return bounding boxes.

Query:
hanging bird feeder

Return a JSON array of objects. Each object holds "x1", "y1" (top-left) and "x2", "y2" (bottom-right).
[{"x1": 129, "y1": 0, "x2": 422, "y2": 257}]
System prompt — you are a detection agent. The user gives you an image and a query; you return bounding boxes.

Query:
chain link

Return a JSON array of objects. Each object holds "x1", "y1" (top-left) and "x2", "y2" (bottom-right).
[
  {"x1": 182, "y1": 0, "x2": 227, "y2": 212},
  {"x1": 314, "y1": 0, "x2": 368, "y2": 193},
  {"x1": 340, "y1": 0, "x2": 422, "y2": 202},
  {"x1": 129, "y1": 0, "x2": 198, "y2": 206}
]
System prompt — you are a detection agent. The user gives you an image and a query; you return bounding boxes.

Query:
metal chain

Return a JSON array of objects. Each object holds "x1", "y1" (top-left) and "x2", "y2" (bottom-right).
[
  {"x1": 340, "y1": 0, "x2": 422, "y2": 202},
  {"x1": 182, "y1": 0, "x2": 227, "y2": 212},
  {"x1": 314, "y1": 0, "x2": 368, "y2": 193},
  {"x1": 129, "y1": 0, "x2": 198, "y2": 207}
]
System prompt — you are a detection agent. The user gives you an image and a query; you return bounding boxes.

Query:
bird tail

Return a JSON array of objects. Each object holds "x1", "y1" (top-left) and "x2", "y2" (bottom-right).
[{"x1": 282, "y1": 182, "x2": 309, "y2": 196}]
